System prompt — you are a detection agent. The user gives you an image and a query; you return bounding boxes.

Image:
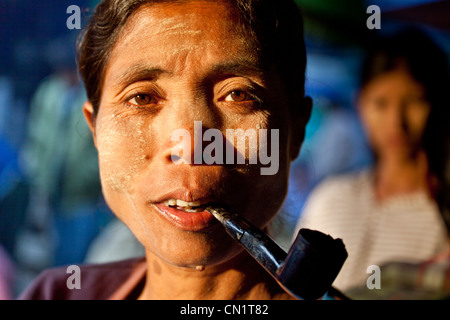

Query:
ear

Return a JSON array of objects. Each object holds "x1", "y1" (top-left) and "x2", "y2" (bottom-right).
[
  {"x1": 83, "y1": 101, "x2": 97, "y2": 148},
  {"x1": 289, "y1": 96, "x2": 312, "y2": 161}
]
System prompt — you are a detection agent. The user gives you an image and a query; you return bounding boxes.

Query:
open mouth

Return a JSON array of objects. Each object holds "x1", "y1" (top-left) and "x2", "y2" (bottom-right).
[
  {"x1": 162, "y1": 199, "x2": 211, "y2": 213},
  {"x1": 154, "y1": 199, "x2": 217, "y2": 231}
]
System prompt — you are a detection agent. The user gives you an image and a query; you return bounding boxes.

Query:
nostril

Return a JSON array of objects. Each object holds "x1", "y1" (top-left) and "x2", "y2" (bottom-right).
[
  {"x1": 168, "y1": 142, "x2": 191, "y2": 164},
  {"x1": 170, "y1": 154, "x2": 183, "y2": 163},
  {"x1": 168, "y1": 151, "x2": 207, "y2": 165},
  {"x1": 169, "y1": 154, "x2": 187, "y2": 164},
  {"x1": 170, "y1": 153, "x2": 192, "y2": 165}
]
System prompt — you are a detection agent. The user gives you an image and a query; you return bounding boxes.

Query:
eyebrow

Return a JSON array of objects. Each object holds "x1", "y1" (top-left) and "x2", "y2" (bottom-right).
[
  {"x1": 113, "y1": 64, "x2": 171, "y2": 90},
  {"x1": 112, "y1": 59, "x2": 266, "y2": 90},
  {"x1": 209, "y1": 60, "x2": 265, "y2": 78}
]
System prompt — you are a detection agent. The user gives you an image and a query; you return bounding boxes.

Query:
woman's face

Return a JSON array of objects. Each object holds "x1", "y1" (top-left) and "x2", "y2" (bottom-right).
[
  {"x1": 84, "y1": 1, "x2": 303, "y2": 268},
  {"x1": 358, "y1": 68, "x2": 431, "y2": 160}
]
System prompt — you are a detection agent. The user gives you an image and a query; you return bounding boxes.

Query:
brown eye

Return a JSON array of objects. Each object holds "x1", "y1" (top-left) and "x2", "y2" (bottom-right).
[
  {"x1": 129, "y1": 94, "x2": 155, "y2": 106},
  {"x1": 225, "y1": 90, "x2": 250, "y2": 102},
  {"x1": 135, "y1": 94, "x2": 152, "y2": 105}
]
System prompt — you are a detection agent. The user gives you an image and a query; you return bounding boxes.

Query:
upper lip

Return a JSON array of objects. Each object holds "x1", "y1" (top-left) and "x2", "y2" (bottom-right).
[{"x1": 152, "y1": 188, "x2": 217, "y2": 205}]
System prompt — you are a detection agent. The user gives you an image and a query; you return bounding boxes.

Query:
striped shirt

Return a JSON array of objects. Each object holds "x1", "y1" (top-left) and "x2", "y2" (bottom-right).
[{"x1": 294, "y1": 169, "x2": 449, "y2": 293}]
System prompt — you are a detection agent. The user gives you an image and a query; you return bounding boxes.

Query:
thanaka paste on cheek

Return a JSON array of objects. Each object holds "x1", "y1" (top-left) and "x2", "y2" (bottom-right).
[
  {"x1": 89, "y1": 2, "x2": 297, "y2": 286},
  {"x1": 96, "y1": 111, "x2": 152, "y2": 193}
]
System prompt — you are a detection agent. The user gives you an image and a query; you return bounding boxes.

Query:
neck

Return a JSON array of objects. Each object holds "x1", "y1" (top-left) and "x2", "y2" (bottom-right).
[
  {"x1": 374, "y1": 150, "x2": 431, "y2": 201},
  {"x1": 138, "y1": 249, "x2": 293, "y2": 300}
]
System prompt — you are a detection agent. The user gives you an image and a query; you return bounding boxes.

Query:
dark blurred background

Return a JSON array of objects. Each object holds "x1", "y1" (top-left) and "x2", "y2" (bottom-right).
[{"x1": 0, "y1": 0, "x2": 449, "y2": 299}]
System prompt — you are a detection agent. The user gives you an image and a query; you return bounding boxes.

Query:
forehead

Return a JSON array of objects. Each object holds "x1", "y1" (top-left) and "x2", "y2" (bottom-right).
[
  {"x1": 128, "y1": 1, "x2": 242, "y2": 36},
  {"x1": 104, "y1": 1, "x2": 260, "y2": 83},
  {"x1": 363, "y1": 69, "x2": 426, "y2": 95}
]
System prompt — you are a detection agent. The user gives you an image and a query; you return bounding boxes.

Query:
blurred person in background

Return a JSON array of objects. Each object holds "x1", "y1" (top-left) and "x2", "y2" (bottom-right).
[
  {"x1": 346, "y1": 49, "x2": 450, "y2": 299},
  {"x1": 0, "y1": 77, "x2": 28, "y2": 299},
  {"x1": 293, "y1": 28, "x2": 450, "y2": 296},
  {"x1": 13, "y1": 35, "x2": 111, "y2": 295}
]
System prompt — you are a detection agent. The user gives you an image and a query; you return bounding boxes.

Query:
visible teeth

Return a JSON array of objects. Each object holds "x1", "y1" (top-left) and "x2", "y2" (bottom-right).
[
  {"x1": 185, "y1": 208, "x2": 204, "y2": 213},
  {"x1": 177, "y1": 200, "x2": 203, "y2": 207},
  {"x1": 176, "y1": 199, "x2": 190, "y2": 207},
  {"x1": 163, "y1": 199, "x2": 207, "y2": 207}
]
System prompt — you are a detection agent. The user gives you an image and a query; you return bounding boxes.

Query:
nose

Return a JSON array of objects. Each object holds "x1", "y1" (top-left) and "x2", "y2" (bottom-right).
[
  {"x1": 389, "y1": 100, "x2": 408, "y2": 134},
  {"x1": 161, "y1": 95, "x2": 220, "y2": 165},
  {"x1": 169, "y1": 121, "x2": 208, "y2": 164}
]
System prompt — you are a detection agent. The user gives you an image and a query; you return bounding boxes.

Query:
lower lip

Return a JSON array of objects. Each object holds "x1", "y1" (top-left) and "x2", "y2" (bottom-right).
[{"x1": 153, "y1": 204, "x2": 216, "y2": 231}]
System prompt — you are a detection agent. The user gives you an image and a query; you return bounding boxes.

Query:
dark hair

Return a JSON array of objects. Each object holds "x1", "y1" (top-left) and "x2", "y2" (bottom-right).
[
  {"x1": 360, "y1": 29, "x2": 449, "y2": 97},
  {"x1": 360, "y1": 29, "x2": 450, "y2": 179},
  {"x1": 438, "y1": 125, "x2": 450, "y2": 233},
  {"x1": 77, "y1": 0, "x2": 306, "y2": 117}
]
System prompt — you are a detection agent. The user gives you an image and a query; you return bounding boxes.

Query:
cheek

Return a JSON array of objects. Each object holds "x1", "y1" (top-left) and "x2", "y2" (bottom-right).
[
  {"x1": 237, "y1": 113, "x2": 290, "y2": 227},
  {"x1": 407, "y1": 107, "x2": 430, "y2": 139},
  {"x1": 361, "y1": 106, "x2": 380, "y2": 127},
  {"x1": 95, "y1": 112, "x2": 154, "y2": 194},
  {"x1": 360, "y1": 106, "x2": 385, "y2": 141}
]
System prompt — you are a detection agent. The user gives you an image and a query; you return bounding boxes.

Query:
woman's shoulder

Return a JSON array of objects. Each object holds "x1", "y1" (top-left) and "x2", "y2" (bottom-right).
[
  {"x1": 17, "y1": 257, "x2": 146, "y2": 300},
  {"x1": 310, "y1": 168, "x2": 372, "y2": 198},
  {"x1": 298, "y1": 169, "x2": 373, "y2": 223}
]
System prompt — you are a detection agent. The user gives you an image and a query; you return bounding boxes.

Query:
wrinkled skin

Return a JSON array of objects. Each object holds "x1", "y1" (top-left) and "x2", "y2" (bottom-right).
[{"x1": 83, "y1": 1, "x2": 309, "y2": 299}]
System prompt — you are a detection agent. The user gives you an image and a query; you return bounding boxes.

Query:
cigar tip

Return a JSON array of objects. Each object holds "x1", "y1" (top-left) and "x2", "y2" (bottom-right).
[{"x1": 205, "y1": 206, "x2": 225, "y2": 222}]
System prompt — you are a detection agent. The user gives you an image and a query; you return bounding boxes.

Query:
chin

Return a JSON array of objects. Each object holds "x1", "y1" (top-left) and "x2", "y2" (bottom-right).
[
  {"x1": 150, "y1": 233, "x2": 243, "y2": 269},
  {"x1": 131, "y1": 213, "x2": 242, "y2": 267}
]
